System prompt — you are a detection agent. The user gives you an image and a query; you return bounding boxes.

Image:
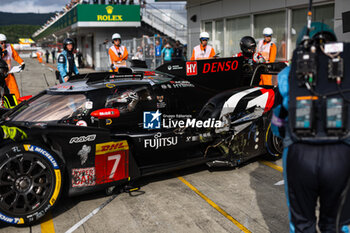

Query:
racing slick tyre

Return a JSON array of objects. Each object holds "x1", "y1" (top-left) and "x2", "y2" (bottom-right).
[
  {"x1": 265, "y1": 123, "x2": 283, "y2": 160},
  {"x1": 0, "y1": 142, "x2": 63, "y2": 225}
]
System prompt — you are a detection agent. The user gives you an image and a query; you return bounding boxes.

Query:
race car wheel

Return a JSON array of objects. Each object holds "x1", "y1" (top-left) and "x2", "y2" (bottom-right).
[
  {"x1": 265, "y1": 124, "x2": 283, "y2": 159},
  {"x1": 0, "y1": 143, "x2": 63, "y2": 225}
]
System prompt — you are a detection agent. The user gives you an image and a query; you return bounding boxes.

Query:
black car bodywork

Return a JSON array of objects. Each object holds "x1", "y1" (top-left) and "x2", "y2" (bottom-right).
[{"x1": 0, "y1": 57, "x2": 285, "y2": 225}]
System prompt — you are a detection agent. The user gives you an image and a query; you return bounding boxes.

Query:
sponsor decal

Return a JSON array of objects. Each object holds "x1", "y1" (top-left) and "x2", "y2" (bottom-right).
[
  {"x1": 85, "y1": 101, "x2": 93, "y2": 109},
  {"x1": 169, "y1": 80, "x2": 195, "y2": 88},
  {"x1": 106, "y1": 119, "x2": 113, "y2": 125},
  {"x1": 202, "y1": 60, "x2": 239, "y2": 73},
  {"x1": 23, "y1": 145, "x2": 61, "y2": 206},
  {"x1": 95, "y1": 141, "x2": 129, "y2": 184},
  {"x1": 72, "y1": 167, "x2": 96, "y2": 187},
  {"x1": 143, "y1": 111, "x2": 221, "y2": 129},
  {"x1": 186, "y1": 136, "x2": 199, "y2": 142},
  {"x1": 168, "y1": 64, "x2": 183, "y2": 71},
  {"x1": 12, "y1": 146, "x2": 20, "y2": 153},
  {"x1": 156, "y1": 95, "x2": 166, "y2": 109},
  {"x1": 143, "y1": 110, "x2": 161, "y2": 129},
  {"x1": 186, "y1": 61, "x2": 197, "y2": 76},
  {"x1": 78, "y1": 145, "x2": 91, "y2": 165},
  {"x1": 69, "y1": 134, "x2": 96, "y2": 144},
  {"x1": 106, "y1": 83, "x2": 116, "y2": 88},
  {"x1": 0, "y1": 212, "x2": 23, "y2": 224},
  {"x1": 97, "y1": 6, "x2": 123, "y2": 21},
  {"x1": 95, "y1": 140, "x2": 129, "y2": 155},
  {"x1": 54, "y1": 84, "x2": 73, "y2": 89},
  {"x1": 76, "y1": 120, "x2": 87, "y2": 127},
  {"x1": 58, "y1": 55, "x2": 65, "y2": 63},
  {"x1": 33, "y1": 122, "x2": 47, "y2": 128},
  {"x1": 163, "y1": 118, "x2": 222, "y2": 128},
  {"x1": 91, "y1": 108, "x2": 120, "y2": 119},
  {"x1": 144, "y1": 132, "x2": 178, "y2": 150},
  {"x1": 24, "y1": 145, "x2": 59, "y2": 169},
  {"x1": 100, "y1": 110, "x2": 115, "y2": 116}
]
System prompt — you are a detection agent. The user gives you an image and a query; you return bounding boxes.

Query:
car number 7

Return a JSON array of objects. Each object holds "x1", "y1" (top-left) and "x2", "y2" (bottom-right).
[{"x1": 107, "y1": 154, "x2": 121, "y2": 179}]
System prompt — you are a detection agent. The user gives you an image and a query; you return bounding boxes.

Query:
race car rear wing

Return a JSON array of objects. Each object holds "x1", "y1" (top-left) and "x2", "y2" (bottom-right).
[{"x1": 157, "y1": 58, "x2": 287, "y2": 91}]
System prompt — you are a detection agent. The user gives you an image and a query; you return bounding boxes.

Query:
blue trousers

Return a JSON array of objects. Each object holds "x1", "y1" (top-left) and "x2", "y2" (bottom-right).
[{"x1": 284, "y1": 143, "x2": 350, "y2": 233}]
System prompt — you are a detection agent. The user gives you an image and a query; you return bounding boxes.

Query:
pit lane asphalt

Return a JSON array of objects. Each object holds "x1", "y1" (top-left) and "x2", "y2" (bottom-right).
[{"x1": 0, "y1": 58, "x2": 289, "y2": 233}]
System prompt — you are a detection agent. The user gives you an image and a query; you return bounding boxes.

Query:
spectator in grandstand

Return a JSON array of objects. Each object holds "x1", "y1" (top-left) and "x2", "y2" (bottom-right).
[
  {"x1": 155, "y1": 39, "x2": 162, "y2": 67},
  {"x1": 173, "y1": 40, "x2": 184, "y2": 61},
  {"x1": 161, "y1": 43, "x2": 173, "y2": 64}
]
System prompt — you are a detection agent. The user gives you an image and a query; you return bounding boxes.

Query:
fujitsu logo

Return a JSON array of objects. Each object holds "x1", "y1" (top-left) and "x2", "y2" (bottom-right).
[{"x1": 144, "y1": 133, "x2": 178, "y2": 150}]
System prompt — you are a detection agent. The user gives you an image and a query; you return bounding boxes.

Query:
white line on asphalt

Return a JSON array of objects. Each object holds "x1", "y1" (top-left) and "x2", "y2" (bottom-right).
[
  {"x1": 65, "y1": 194, "x2": 118, "y2": 233},
  {"x1": 274, "y1": 180, "x2": 284, "y2": 186}
]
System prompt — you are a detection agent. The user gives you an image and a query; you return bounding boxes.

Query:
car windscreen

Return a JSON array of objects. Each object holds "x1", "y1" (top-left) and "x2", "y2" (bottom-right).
[{"x1": 9, "y1": 94, "x2": 87, "y2": 122}]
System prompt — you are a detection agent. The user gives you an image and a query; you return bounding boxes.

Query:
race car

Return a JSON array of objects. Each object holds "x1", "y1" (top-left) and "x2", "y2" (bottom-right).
[{"x1": 0, "y1": 57, "x2": 285, "y2": 225}]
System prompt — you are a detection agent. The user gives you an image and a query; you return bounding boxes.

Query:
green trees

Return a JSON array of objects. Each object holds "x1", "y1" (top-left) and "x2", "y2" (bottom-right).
[{"x1": 0, "y1": 25, "x2": 40, "y2": 43}]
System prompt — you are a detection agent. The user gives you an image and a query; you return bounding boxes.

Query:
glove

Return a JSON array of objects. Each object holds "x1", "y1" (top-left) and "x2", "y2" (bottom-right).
[
  {"x1": 20, "y1": 63, "x2": 25, "y2": 71},
  {"x1": 1, "y1": 125, "x2": 28, "y2": 142},
  {"x1": 271, "y1": 105, "x2": 288, "y2": 138},
  {"x1": 1, "y1": 50, "x2": 7, "y2": 57}
]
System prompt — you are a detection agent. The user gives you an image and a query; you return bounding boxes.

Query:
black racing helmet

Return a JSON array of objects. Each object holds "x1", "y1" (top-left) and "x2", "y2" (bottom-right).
[
  {"x1": 63, "y1": 38, "x2": 75, "y2": 51},
  {"x1": 240, "y1": 36, "x2": 257, "y2": 56}
]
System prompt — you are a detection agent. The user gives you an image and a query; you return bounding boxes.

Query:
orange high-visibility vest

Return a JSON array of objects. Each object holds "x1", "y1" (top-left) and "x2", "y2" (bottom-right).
[
  {"x1": 257, "y1": 40, "x2": 277, "y2": 63},
  {"x1": 191, "y1": 44, "x2": 215, "y2": 60},
  {"x1": 108, "y1": 45, "x2": 128, "y2": 71}
]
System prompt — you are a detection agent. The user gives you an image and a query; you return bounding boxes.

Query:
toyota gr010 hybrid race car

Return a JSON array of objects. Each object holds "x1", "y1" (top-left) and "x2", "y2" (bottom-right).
[{"x1": 0, "y1": 57, "x2": 286, "y2": 225}]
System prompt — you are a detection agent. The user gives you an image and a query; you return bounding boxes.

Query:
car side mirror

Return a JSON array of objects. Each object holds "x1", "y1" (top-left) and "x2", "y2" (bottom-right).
[{"x1": 90, "y1": 108, "x2": 120, "y2": 119}]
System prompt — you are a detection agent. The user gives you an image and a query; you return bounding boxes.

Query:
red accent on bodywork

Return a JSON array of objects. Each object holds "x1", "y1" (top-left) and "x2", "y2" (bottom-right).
[
  {"x1": 95, "y1": 150, "x2": 129, "y2": 184},
  {"x1": 91, "y1": 108, "x2": 120, "y2": 119},
  {"x1": 144, "y1": 71, "x2": 155, "y2": 76},
  {"x1": 186, "y1": 61, "x2": 198, "y2": 76},
  {"x1": 260, "y1": 89, "x2": 275, "y2": 113},
  {"x1": 18, "y1": 95, "x2": 32, "y2": 102}
]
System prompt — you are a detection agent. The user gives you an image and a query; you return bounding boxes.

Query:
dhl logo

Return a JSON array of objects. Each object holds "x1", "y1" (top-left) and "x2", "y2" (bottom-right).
[{"x1": 96, "y1": 140, "x2": 129, "y2": 155}]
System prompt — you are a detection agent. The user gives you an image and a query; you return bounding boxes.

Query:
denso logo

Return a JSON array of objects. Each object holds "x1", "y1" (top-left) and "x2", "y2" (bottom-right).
[
  {"x1": 202, "y1": 60, "x2": 238, "y2": 73},
  {"x1": 69, "y1": 134, "x2": 96, "y2": 144}
]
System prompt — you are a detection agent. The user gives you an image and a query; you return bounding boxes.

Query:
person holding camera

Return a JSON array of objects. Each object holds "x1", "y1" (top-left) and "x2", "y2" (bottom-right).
[
  {"x1": 272, "y1": 22, "x2": 350, "y2": 233},
  {"x1": 108, "y1": 33, "x2": 128, "y2": 72}
]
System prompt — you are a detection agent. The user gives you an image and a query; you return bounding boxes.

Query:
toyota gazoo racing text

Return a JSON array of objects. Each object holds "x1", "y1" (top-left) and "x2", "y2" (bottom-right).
[{"x1": 0, "y1": 57, "x2": 286, "y2": 224}]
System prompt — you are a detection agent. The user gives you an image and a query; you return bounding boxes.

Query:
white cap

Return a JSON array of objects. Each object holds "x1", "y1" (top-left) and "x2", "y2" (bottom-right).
[
  {"x1": 112, "y1": 33, "x2": 121, "y2": 40},
  {"x1": 199, "y1": 32, "x2": 210, "y2": 40},
  {"x1": 0, "y1": 34, "x2": 7, "y2": 41},
  {"x1": 263, "y1": 27, "x2": 273, "y2": 36}
]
